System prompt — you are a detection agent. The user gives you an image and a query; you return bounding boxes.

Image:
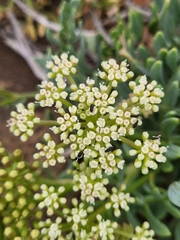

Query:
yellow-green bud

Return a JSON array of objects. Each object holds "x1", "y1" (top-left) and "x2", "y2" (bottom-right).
[
  {"x1": 28, "y1": 202, "x2": 36, "y2": 210},
  {"x1": 4, "y1": 227, "x2": 14, "y2": 237},
  {"x1": 36, "y1": 210, "x2": 43, "y2": 219},
  {"x1": 3, "y1": 216, "x2": 12, "y2": 224},
  {"x1": 24, "y1": 173, "x2": 33, "y2": 180},
  {"x1": 30, "y1": 160, "x2": 40, "y2": 170},
  {"x1": 14, "y1": 237, "x2": 23, "y2": 240},
  {"x1": 2, "y1": 156, "x2": 10, "y2": 165},
  {"x1": 9, "y1": 170, "x2": 18, "y2": 178},
  {"x1": 18, "y1": 185, "x2": 26, "y2": 194},
  {"x1": 18, "y1": 197, "x2": 27, "y2": 208},
  {"x1": 0, "y1": 199, "x2": 6, "y2": 210},
  {"x1": 0, "y1": 169, "x2": 6, "y2": 177},
  {"x1": 16, "y1": 219, "x2": 24, "y2": 229},
  {"x1": 0, "y1": 146, "x2": 6, "y2": 154},
  {"x1": 5, "y1": 192, "x2": 13, "y2": 201},
  {"x1": 22, "y1": 209, "x2": 29, "y2": 217},
  {"x1": 32, "y1": 183, "x2": 40, "y2": 191},
  {"x1": 4, "y1": 181, "x2": 13, "y2": 189},
  {"x1": 13, "y1": 149, "x2": 22, "y2": 158},
  {"x1": 17, "y1": 161, "x2": 25, "y2": 169},
  {"x1": 30, "y1": 229, "x2": 40, "y2": 239},
  {"x1": 12, "y1": 209, "x2": 20, "y2": 218}
]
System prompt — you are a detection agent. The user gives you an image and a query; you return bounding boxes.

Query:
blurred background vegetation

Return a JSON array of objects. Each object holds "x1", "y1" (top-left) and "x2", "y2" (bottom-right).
[{"x1": 0, "y1": 0, "x2": 180, "y2": 239}]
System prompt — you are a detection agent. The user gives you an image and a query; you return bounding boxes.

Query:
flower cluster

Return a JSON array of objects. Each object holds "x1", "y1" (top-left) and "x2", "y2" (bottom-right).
[
  {"x1": 132, "y1": 221, "x2": 155, "y2": 240},
  {"x1": 34, "y1": 184, "x2": 67, "y2": 216},
  {"x1": 7, "y1": 54, "x2": 167, "y2": 203},
  {"x1": 7, "y1": 103, "x2": 40, "y2": 141},
  {"x1": 72, "y1": 172, "x2": 109, "y2": 204},
  {"x1": 46, "y1": 53, "x2": 79, "y2": 79},
  {"x1": 35, "y1": 198, "x2": 119, "y2": 240},
  {"x1": 38, "y1": 217, "x2": 64, "y2": 240},
  {"x1": 98, "y1": 58, "x2": 134, "y2": 84},
  {"x1": 105, "y1": 185, "x2": 135, "y2": 217},
  {"x1": 91, "y1": 214, "x2": 118, "y2": 240},
  {"x1": 0, "y1": 143, "x2": 41, "y2": 239},
  {"x1": 62, "y1": 198, "x2": 94, "y2": 232},
  {"x1": 129, "y1": 76, "x2": 164, "y2": 117},
  {"x1": 129, "y1": 132, "x2": 167, "y2": 174},
  {"x1": 35, "y1": 79, "x2": 68, "y2": 107},
  {"x1": 33, "y1": 133, "x2": 65, "y2": 168},
  {"x1": 6, "y1": 54, "x2": 167, "y2": 239}
]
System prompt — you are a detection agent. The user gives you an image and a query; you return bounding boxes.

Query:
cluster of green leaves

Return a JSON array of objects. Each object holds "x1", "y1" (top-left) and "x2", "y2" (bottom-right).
[
  {"x1": 103, "y1": 0, "x2": 180, "y2": 239},
  {"x1": 40, "y1": 0, "x2": 180, "y2": 239},
  {"x1": 39, "y1": 0, "x2": 103, "y2": 82}
]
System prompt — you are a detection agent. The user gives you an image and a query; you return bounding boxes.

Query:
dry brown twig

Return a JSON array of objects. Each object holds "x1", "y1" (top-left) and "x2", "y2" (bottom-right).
[
  {"x1": 13, "y1": 0, "x2": 95, "y2": 37},
  {"x1": 124, "y1": 0, "x2": 151, "y2": 18},
  {"x1": 91, "y1": 11, "x2": 113, "y2": 46},
  {"x1": 2, "y1": 11, "x2": 47, "y2": 80}
]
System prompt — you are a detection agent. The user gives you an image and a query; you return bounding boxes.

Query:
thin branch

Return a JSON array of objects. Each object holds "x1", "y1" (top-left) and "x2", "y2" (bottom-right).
[
  {"x1": 13, "y1": 0, "x2": 60, "y2": 32},
  {"x1": 3, "y1": 11, "x2": 47, "y2": 80},
  {"x1": 91, "y1": 11, "x2": 113, "y2": 46},
  {"x1": 124, "y1": 0, "x2": 151, "y2": 18},
  {"x1": 13, "y1": 0, "x2": 96, "y2": 37}
]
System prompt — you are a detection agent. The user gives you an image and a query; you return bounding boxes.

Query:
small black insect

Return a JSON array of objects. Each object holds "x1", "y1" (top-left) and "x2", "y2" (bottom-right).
[
  {"x1": 133, "y1": 120, "x2": 139, "y2": 128},
  {"x1": 76, "y1": 151, "x2": 84, "y2": 164},
  {"x1": 105, "y1": 146, "x2": 114, "y2": 153},
  {"x1": 131, "y1": 113, "x2": 140, "y2": 118},
  {"x1": 90, "y1": 104, "x2": 95, "y2": 113},
  {"x1": 151, "y1": 135, "x2": 160, "y2": 140}
]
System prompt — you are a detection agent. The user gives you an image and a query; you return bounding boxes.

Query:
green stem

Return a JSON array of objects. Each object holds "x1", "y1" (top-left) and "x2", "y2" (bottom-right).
[
  {"x1": 19, "y1": 92, "x2": 37, "y2": 99},
  {"x1": 38, "y1": 178, "x2": 74, "y2": 186},
  {"x1": 106, "y1": 81, "x2": 113, "y2": 95},
  {"x1": 143, "y1": 194, "x2": 167, "y2": 204},
  {"x1": 61, "y1": 223, "x2": 72, "y2": 232},
  {"x1": 88, "y1": 204, "x2": 106, "y2": 223},
  {"x1": 67, "y1": 75, "x2": 77, "y2": 86},
  {"x1": 125, "y1": 174, "x2": 149, "y2": 193},
  {"x1": 120, "y1": 49, "x2": 149, "y2": 76},
  {"x1": 60, "y1": 97, "x2": 72, "y2": 107},
  {"x1": 120, "y1": 136, "x2": 138, "y2": 149},
  {"x1": 36, "y1": 120, "x2": 59, "y2": 126},
  {"x1": 114, "y1": 229, "x2": 134, "y2": 238}
]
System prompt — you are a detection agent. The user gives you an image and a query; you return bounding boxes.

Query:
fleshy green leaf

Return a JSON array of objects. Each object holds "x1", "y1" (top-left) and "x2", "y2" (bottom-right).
[
  {"x1": 175, "y1": 221, "x2": 180, "y2": 240},
  {"x1": 161, "y1": 161, "x2": 174, "y2": 173},
  {"x1": 138, "y1": 45, "x2": 150, "y2": 62},
  {"x1": 166, "y1": 80, "x2": 179, "y2": 107},
  {"x1": 153, "y1": 31, "x2": 167, "y2": 55},
  {"x1": 157, "y1": 48, "x2": 168, "y2": 61},
  {"x1": 128, "y1": 10, "x2": 143, "y2": 42},
  {"x1": 146, "y1": 57, "x2": 156, "y2": 71},
  {"x1": 150, "y1": 60, "x2": 164, "y2": 84},
  {"x1": 46, "y1": 29, "x2": 60, "y2": 46},
  {"x1": 160, "y1": 117, "x2": 179, "y2": 136},
  {"x1": 165, "y1": 109, "x2": 180, "y2": 118},
  {"x1": 168, "y1": 181, "x2": 180, "y2": 207},
  {"x1": 144, "y1": 205, "x2": 171, "y2": 236},
  {"x1": 166, "y1": 47, "x2": 178, "y2": 72},
  {"x1": 173, "y1": 69, "x2": 180, "y2": 81},
  {"x1": 165, "y1": 144, "x2": 180, "y2": 160},
  {"x1": 164, "y1": 200, "x2": 180, "y2": 218}
]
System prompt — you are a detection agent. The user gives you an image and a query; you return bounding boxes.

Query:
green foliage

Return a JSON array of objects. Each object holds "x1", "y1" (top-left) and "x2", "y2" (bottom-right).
[
  {"x1": 168, "y1": 181, "x2": 180, "y2": 207},
  {"x1": 93, "y1": 0, "x2": 180, "y2": 238},
  {"x1": 42, "y1": 0, "x2": 100, "y2": 80},
  {"x1": 1, "y1": 0, "x2": 180, "y2": 238}
]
